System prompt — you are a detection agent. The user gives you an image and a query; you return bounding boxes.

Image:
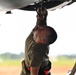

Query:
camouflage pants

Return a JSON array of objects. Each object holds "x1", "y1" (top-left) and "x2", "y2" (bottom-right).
[
  {"x1": 20, "y1": 60, "x2": 30, "y2": 75},
  {"x1": 20, "y1": 60, "x2": 51, "y2": 75}
]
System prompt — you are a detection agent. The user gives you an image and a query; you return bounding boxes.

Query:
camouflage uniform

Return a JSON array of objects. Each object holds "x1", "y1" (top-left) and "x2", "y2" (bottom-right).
[
  {"x1": 20, "y1": 7, "x2": 52, "y2": 75},
  {"x1": 20, "y1": 26, "x2": 50, "y2": 75}
]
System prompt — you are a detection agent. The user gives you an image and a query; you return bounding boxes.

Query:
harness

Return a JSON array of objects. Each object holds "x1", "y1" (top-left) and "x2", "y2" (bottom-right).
[{"x1": 22, "y1": 60, "x2": 51, "y2": 75}]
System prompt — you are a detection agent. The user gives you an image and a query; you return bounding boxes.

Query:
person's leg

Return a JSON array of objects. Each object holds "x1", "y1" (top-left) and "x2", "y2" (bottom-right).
[
  {"x1": 20, "y1": 60, "x2": 30, "y2": 75},
  {"x1": 39, "y1": 60, "x2": 51, "y2": 75}
]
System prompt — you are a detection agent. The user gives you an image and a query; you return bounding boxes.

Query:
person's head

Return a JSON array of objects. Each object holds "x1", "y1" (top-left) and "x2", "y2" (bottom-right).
[
  {"x1": 45, "y1": 26, "x2": 57, "y2": 45},
  {"x1": 33, "y1": 26, "x2": 57, "y2": 45}
]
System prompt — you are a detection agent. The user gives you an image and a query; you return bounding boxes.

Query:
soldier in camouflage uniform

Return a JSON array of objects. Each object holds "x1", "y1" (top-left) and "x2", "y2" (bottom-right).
[{"x1": 20, "y1": 7, "x2": 57, "y2": 75}]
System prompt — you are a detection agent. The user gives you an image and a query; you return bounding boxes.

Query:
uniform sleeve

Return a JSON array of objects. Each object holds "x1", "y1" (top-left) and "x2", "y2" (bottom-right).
[{"x1": 30, "y1": 44, "x2": 48, "y2": 67}]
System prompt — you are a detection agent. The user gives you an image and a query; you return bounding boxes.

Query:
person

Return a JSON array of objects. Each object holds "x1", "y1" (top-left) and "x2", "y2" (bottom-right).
[{"x1": 20, "y1": 6, "x2": 57, "y2": 75}]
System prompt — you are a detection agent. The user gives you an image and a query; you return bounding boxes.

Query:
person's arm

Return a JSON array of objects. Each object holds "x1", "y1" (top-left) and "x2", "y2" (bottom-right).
[
  {"x1": 35, "y1": 6, "x2": 48, "y2": 27},
  {"x1": 30, "y1": 67, "x2": 40, "y2": 75}
]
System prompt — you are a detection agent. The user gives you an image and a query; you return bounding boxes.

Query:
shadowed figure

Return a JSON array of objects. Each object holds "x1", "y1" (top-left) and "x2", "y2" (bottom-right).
[{"x1": 20, "y1": 6, "x2": 57, "y2": 75}]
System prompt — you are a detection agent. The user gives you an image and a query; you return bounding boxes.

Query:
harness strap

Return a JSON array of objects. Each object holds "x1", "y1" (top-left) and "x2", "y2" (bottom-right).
[{"x1": 22, "y1": 60, "x2": 50, "y2": 74}]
